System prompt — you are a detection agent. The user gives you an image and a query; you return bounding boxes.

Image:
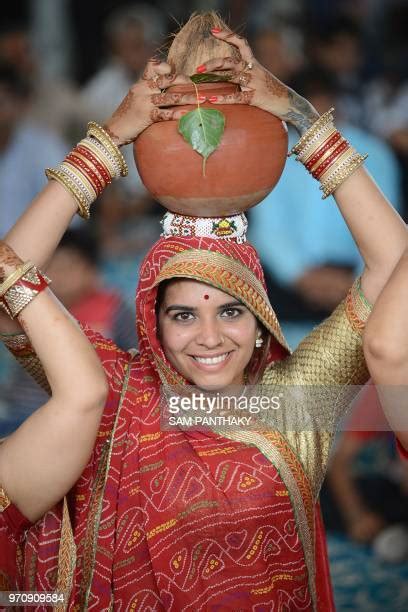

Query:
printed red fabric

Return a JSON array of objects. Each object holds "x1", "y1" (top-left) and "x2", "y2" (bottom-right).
[{"x1": 1, "y1": 236, "x2": 334, "y2": 611}]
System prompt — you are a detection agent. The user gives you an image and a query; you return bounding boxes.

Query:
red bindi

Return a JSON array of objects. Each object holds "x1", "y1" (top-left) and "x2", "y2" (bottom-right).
[{"x1": 203, "y1": 294, "x2": 209, "y2": 300}]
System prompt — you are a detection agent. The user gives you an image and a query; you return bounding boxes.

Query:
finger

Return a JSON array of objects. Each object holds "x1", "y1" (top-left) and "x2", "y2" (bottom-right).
[
  {"x1": 210, "y1": 29, "x2": 254, "y2": 62},
  {"x1": 154, "y1": 72, "x2": 192, "y2": 89},
  {"x1": 195, "y1": 56, "x2": 244, "y2": 74},
  {"x1": 142, "y1": 58, "x2": 163, "y2": 80},
  {"x1": 151, "y1": 108, "x2": 189, "y2": 122},
  {"x1": 207, "y1": 91, "x2": 254, "y2": 105},
  {"x1": 151, "y1": 93, "x2": 206, "y2": 107},
  {"x1": 229, "y1": 72, "x2": 253, "y2": 88}
]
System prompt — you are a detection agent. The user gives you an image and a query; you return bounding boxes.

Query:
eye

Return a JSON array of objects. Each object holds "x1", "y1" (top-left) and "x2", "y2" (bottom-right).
[
  {"x1": 221, "y1": 307, "x2": 243, "y2": 319},
  {"x1": 173, "y1": 311, "x2": 195, "y2": 321}
]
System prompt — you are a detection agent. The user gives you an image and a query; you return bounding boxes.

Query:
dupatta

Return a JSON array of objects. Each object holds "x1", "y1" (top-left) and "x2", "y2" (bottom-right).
[{"x1": 1, "y1": 233, "x2": 334, "y2": 611}]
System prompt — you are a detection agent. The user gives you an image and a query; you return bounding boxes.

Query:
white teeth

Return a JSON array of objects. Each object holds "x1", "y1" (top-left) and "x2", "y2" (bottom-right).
[{"x1": 194, "y1": 353, "x2": 229, "y2": 365}]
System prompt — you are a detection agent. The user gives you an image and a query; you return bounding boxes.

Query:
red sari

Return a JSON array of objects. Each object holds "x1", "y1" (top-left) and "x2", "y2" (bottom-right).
[{"x1": 0, "y1": 236, "x2": 341, "y2": 610}]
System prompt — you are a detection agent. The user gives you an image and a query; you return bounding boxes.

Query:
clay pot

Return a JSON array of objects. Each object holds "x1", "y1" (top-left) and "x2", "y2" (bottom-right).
[{"x1": 133, "y1": 82, "x2": 288, "y2": 217}]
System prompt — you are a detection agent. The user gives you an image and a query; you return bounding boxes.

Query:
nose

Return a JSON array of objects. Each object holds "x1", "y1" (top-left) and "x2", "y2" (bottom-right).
[{"x1": 195, "y1": 317, "x2": 224, "y2": 349}]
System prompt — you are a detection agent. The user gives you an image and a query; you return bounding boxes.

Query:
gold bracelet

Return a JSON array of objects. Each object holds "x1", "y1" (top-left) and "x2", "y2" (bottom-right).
[
  {"x1": 290, "y1": 108, "x2": 335, "y2": 157},
  {"x1": 87, "y1": 122, "x2": 128, "y2": 177},
  {"x1": 61, "y1": 161, "x2": 98, "y2": 200},
  {"x1": 45, "y1": 167, "x2": 91, "y2": 219},
  {"x1": 309, "y1": 137, "x2": 347, "y2": 174},
  {"x1": 318, "y1": 146, "x2": 355, "y2": 183},
  {"x1": 2, "y1": 265, "x2": 51, "y2": 319},
  {"x1": 300, "y1": 126, "x2": 338, "y2": 164},
  {"x1": 70, "y1": 150, "x2": 107, "y2": 187},
  {"x1": 0, "y1": 261, "x2": 35, "y2": 297},
  {"x1": 81, "y1": 138, "x2": 121, "y2": 179},
  {"x1": 321, "y1": 154, "x2": 368, "y2": 199}
]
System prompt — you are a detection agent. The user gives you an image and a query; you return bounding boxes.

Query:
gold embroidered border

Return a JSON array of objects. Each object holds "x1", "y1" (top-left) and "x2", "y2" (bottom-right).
[
  {"x1": 55, "y1": 497, "x2": 77, "y2": 611},
  {"x1": 154, "y1": 249, "x2": 289, "y2": 352},
  {"x1": 79, "y1": 364, "x2": 131, "y2": 610},
  {"x1": 213, "y1": 428, "x2": 317, "y2": 610},
  {"x1": 345, "y1": 277, "x2": 372, "y2": 335}
]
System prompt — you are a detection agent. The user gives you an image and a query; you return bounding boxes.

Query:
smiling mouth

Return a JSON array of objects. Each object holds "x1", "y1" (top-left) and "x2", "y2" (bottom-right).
[{"x1": 191, "y1": 352, "x2": 232, "y2": 365}]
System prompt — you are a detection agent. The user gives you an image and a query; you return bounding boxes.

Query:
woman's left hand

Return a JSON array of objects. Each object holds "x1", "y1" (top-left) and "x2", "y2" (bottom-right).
[{"x1": 199, "y1": 29, "x2": 319, "y2": 135}]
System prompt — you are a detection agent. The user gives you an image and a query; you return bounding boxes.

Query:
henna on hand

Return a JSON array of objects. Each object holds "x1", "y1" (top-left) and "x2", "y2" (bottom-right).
[
  {"x1": 0, "y1": 241, "x2": 23, "y2": 283},
  {"x1": 281, "y1": 91, "x2": 320, "y2": 135}
]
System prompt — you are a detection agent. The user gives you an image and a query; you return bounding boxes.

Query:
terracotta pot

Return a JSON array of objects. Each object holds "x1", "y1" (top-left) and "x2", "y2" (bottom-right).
[{"x1": 133, "y1": 82, "x2": 288, "y2": 217}]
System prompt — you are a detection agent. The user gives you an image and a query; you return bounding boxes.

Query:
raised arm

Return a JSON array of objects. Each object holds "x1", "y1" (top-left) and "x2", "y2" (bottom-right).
[
  {"x1": 0, "y1": 60, "x2": 192, "y2": 336},
  {"x1": 363, "y1": 248, "x2": 408, "y2": 451},
  {"x1": 205, "y1": 29, "x2": 408, "y2": 305},
  {"x1": 0, "y1": 241, "x2": 109, "y2": 523}
]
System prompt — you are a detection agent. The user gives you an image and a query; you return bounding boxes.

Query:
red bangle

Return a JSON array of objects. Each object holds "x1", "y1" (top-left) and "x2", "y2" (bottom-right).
[
  {"x1": 65, "y1": 154, "x2": 104, "y2": 195},
  {"x1": 1, "y1": 269, "x2": 50, "y2": 319},
  {"x1": 313, "y1": 140, "x2": 349, "y2": 179},
  {"x1": 305, "y1": 131, "x2": 342, "y2": 171},
  {"x1": 75, "y1": 144, "x2": 112, "y2": 185}
]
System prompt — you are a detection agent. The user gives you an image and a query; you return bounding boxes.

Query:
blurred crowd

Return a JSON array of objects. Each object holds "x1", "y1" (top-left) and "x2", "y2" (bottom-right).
[{"x1": 0, "y1": 0, "x2": 408, "y2": 559}]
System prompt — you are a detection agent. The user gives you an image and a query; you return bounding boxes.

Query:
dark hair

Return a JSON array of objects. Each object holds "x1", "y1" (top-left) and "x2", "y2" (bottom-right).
[
  {"x1": 58, "y1": 229, "x2": 100, "y2": 265},
  {"x1": 0, "y1": 61, "x2": 30, "y2": 98},
  {"x1": 289, "y1": 67, "x2": 339, "y2": 100}
]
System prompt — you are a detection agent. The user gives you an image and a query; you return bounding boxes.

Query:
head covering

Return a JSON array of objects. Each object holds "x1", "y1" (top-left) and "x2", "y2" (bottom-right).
[{"x1": 136, "y1": 233, "x2": 290, "y2": 386}]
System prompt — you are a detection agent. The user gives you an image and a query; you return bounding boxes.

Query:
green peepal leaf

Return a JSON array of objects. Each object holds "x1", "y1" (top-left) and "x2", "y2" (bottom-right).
[
  {"x1": 190, "y1": 72, "x2": 232, "y2": 83},
  {"x1": 178, "y1": 107, "x2": 225, "y2": 176}
]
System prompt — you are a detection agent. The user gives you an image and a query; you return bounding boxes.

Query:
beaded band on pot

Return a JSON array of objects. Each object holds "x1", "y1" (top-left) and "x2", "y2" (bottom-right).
[{"x1": 160, "y1": 212, "x2": 248, "y2": 243}]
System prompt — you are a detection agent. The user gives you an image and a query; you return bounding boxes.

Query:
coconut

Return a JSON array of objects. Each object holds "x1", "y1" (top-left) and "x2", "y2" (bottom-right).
[{"x1": 167, "y1": 12, "x2": 241, "y2": 76}]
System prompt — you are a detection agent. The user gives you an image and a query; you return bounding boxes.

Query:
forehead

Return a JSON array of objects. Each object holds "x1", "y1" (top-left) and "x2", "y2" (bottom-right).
[{"x1": 161, "y1": 279, "x2": 238, "y2": 306}]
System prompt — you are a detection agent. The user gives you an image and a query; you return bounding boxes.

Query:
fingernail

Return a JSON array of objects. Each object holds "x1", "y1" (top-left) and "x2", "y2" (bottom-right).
[
  {"x1": 196, "y1": 64, "x2": 207, "y2": 73},
  {"x1": 208, "y1": 96, "x2": 218, "y2": 102},
  {"x1": 198, "y1": 95, "x2": 207, "y2": 102},
  {"x1": 211, "y1": 27, "x2": 222, "y2": 33}
]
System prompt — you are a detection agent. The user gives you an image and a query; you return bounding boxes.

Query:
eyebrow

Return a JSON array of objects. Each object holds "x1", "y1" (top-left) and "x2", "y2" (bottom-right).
[{"x1": 164, "y1": 300, "x2": 243, "y2": 314}]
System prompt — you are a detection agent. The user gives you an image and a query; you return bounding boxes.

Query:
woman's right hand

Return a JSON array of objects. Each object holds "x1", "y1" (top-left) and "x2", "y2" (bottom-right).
[{"x1": 103, "y1": 59, "x2": 199, "y2": 146}]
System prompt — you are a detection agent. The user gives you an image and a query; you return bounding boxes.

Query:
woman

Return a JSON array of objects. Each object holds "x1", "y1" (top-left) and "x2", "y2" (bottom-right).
[
  {"x1": 0, "y1": 240, "x2": 108, "y2": 585},
  {"x1": 0, "y1": 23, "x2": 407, "y2": 610},
  {"x1": 364, "y1": 247, "x2": 408, "y2": 458}
]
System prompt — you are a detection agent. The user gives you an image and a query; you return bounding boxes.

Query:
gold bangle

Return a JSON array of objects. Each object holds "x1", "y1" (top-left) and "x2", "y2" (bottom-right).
[
  {"x1": 70, "y1": 150, "x2": 107, "y2": 187},
  {"x1": 318, "y1": 146, "x2": 355, "y2": 183},
  {"x1": 81, "y1": 138, "x2": 120, "y2": 179},
  {"x1": 62, "y1": 161, "x2": 98, "y2": 200},
  {"x1": 321, "y1": 151, "x2": 364, "y2": 190},
  {"x1": 87, "y1": 122, "x2": 128, "y2": 177},
  {"x1": 3, "y1": 266, "x2": 51, "y2": 319},
  {"x1": 309, "y1": 137, "x2": 347, "y2": 173},
  {"x1": 321, "y1": 154, "x2": 368, "y2": 199},
  {"x1": 45, "y1": 168, "x2": 90, "y2": 219},
  {"x1": 296, "y1": 123, "x2": 337, "y2": 165},
  {"x1": 300, "y1": 126, "x2": 337, "y2": 164},
  {"x1": 0, "y1": 261, "x2": 35, "y2": 297},
  {"x1": 290, "y1": 108, "x2": 335, "y2": 157}
]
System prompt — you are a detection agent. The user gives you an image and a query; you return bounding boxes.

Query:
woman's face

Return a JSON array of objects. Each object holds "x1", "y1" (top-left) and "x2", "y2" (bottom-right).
[{"x1": 158, "y1": 279, "x2": 259, "y2": 390}]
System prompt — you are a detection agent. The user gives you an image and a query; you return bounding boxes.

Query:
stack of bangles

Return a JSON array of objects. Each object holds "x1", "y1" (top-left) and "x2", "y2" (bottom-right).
[
  {"x1": 289, "y1": 108, "x2": 368, "y2": 199},
  {"x1": 45, "y1": 122, "x2": 128, "y2": 219},
  {"x1": 0, "y1": 262, "x2": 50, "y2": 319}
]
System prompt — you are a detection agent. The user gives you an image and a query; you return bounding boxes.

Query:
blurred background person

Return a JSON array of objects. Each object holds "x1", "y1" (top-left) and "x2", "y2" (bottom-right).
[
  {"x1": 0, "y1": 19, "x2": 83, "y2": 142},
  {"x1": 323, "y1": 384, "x2": 408, "y2": 562},
  {"x1": 0, "y1": 62, "x2": 68, "y2": 238}
]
